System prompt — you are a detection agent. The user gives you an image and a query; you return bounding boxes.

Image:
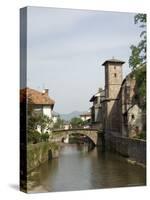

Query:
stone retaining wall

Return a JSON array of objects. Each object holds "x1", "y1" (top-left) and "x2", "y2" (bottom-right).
[
  {"x1": 106, "y1": 133, "x2": 146, "y2": 164},
  {"x1": 27, "y1": 142, "x2": 59, "y2": 173}
]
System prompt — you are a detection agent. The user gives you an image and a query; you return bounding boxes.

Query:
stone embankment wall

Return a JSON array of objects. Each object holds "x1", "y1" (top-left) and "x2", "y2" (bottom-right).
[
  {"x1": 27, "y1": 142, "x2": 59, "y2": 172},
  {"x1": 106, "y1": 133, "x2": 146, "y2": 165}
]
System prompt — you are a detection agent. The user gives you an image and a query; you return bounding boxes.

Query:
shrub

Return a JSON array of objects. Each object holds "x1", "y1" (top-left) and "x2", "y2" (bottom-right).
[
  {"x1": 28, "y1": 131, "x2": 41, "y2": 144},
  {"x1": 41, "y1": 132, "x2": 49, "y2": 142}
]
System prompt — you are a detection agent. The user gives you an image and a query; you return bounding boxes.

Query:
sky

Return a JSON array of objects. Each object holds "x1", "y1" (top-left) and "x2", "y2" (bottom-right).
[{"x1": 27, "y1": 6, "x2": 142, "y2": 114}]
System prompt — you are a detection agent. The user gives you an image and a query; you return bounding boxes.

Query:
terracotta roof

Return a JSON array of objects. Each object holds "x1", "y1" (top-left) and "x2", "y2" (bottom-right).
[
  {"x1": 102, "y1": 58, "x2": 125, "y2": 66},
  {"x1": 20, "y1": 87, "x2": 55, "y2": 105}
]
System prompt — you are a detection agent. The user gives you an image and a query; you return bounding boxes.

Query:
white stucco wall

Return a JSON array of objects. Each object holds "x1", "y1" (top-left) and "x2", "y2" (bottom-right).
[
  {"x1": 81, "y1": 116, "x2": 91, "y2": 121},
  {"x1": 64, "y1": 124, "x2": 70, "y2": 130},
  {"x1": 52, "y1": 116, "x2": 58, "y2": 123},
  {"x1": 43, "y1": 106, "x2": 52, "y2": 118}
]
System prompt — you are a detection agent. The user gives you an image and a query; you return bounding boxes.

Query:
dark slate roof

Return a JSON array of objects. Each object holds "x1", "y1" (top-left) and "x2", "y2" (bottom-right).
[{"x1": 102, "y1": 58, "x2": 125, "y2": 66}]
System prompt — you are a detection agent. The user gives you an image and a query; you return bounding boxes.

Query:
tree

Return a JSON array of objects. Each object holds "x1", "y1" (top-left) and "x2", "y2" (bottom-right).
[
  {"x1": 70, "y1": 117, "x2": 84, "y2": 128},
  {"x1": 53, "y1": 117, "x2": 64, "y2": 129},
  {"x1": 27, "y1": 112, "x2": 53, "y2": 143},
  {"x1": 36, "y1": 113, "x2": 53, "y2": 134},
  {"x1": 129, "y1": 14, "x2": 146, "y2": 110}
]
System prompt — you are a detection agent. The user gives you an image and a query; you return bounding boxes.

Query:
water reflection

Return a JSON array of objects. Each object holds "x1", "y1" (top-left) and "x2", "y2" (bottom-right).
[{"x1": 28, "y1": 144, "x2": 146, "y2": 193}]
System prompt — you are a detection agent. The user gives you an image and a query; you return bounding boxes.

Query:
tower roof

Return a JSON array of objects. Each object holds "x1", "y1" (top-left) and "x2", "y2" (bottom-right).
[{"x1": 102, "y1": 58, "x2": 125, "y2": 66}]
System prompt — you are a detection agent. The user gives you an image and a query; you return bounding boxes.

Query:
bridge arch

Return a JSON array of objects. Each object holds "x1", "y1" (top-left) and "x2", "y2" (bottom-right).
[{"x1": 52, "y1": 128, "x2": 102, "y2": 146}]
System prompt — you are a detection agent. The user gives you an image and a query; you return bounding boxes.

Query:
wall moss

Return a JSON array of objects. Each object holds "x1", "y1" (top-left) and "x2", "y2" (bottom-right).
[{"x1": 27, "y1": 142, "x2": 59, "y2": 173}]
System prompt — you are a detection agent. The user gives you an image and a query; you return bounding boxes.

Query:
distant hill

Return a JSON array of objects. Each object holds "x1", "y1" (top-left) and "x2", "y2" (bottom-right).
[{"x1": 59, "y1": 111, "x2": 86, "y2": 121}]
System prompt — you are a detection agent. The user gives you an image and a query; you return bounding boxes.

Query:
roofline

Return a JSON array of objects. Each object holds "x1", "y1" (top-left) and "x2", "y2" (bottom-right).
[
  {"x1": 80, "y1": 113, "x2": 91, "y2": 116},
  {"x1": 102, "y1": 60, "x2": 125, "y2": 66},
  {"x1": 20, "y1": 87, "x2": 55, "y2": 105}
]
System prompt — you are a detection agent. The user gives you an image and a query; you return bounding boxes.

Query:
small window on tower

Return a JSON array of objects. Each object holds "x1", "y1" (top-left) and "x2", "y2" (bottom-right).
[
  {"x1": 114, "y1": 73, "x2": 117, "y2": 77},
  {"x1": 131, "y1": 114, "x2": 135, "y2": 119},
  {"x1": 114, "y1": 66, "x2": 116, "y2": 69}
]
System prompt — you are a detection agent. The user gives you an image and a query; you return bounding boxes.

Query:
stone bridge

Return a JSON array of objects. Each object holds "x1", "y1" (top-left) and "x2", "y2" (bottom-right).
[{"x1": 52, "y1": 128, "x2": 103, "y2": 146}]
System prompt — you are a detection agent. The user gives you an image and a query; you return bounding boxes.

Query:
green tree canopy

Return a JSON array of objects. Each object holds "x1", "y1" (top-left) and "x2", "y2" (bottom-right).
[
  {"x1": 129, "y1": 14, "x2": 146, "y2": 110},
  {"x1": 27, "y1": 112, "x2": 53, "y2": 143},
  {"x1": 70, "y1": 117, "x2": 84, "y2": 128},
  {"x1": 53, "y1": 117, "x2": 65, "y2": 129}
]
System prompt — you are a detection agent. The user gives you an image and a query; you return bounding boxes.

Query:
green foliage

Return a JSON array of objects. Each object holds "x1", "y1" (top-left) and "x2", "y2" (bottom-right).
[
  {"x1": 129, "y1": 14, "x2": 146, "y2": 110},
  {"x1": 27, "y1": 112, "x2": 53, "y2": 143},
  {"x1": 129, "y1": 14, "x2": 146, "y2": 69},
  {"x1": 27, "y1": 130, "x2": 41, "y2": 144},
  {"x1": 70, "y1": 117, "x2": 84, "y2": 128},
  {"x1": 134, "y1": 67, "x2": 146, "y2": 110},
  {"x1": 53, "y1": 117, "x2": 64, "y2": 129},
  {"x1": 41, "y1": 132, "x2": 49, "y2": 142},
  {"x1": 35, "y1": 113, "x2": 53, "y2": 134},
  {"x1": 133, "y1": 132, "x2": 146, "y2": 140}
]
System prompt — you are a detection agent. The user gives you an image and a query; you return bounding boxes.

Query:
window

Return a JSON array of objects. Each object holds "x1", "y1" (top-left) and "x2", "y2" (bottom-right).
[
  {"x1": 114, "y1": 73, "x2": 117, "y2": 77},
  {"x1": 114, "y1": 66, "x2": 116, "y2": 69},
  {"x1": 131, "y1": 114, "x2": 135, "y2": 119}
]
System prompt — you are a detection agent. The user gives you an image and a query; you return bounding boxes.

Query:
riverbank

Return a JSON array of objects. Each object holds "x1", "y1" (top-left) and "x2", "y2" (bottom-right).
[
  {"x1": 27, "y1": 142, "x2": 60, "y2": 173},
  {"x1": 105, "y1": 133, "x2": 146, "y2": 165},
  {"x1": 27, "y1": 144, "x2": 146, "y2": 193}
]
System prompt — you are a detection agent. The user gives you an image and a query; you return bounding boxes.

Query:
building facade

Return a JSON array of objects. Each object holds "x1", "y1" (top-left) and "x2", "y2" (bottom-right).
[
  {"x1": 90, "y1": 88, "x2": 104, "y2": 129},
  {"x1": 20, "y1": 87, "x2": 55, "y2": 119},
  {"x1": 101, "y1": 58, "x2": 125, "y2": 134},
  {"x1": 80, "y1": 112, "x2": 91, "y2": 122},
  {"x1": 119, "y1": 73, "x2": 145, "y2": 138},
  {"x1": 100, "y1": 58, "x2": 145, "y2": 139}
]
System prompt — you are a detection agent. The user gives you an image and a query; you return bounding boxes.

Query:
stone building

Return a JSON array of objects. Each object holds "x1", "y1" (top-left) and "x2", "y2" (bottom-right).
[
  {"x1": 119, "y1": 73, "x2": 145, "y2": 138},
  {"x1": 101, "y1": 58, "x2": 145, "y2": 139},
  {"x1": 101, "y1": 58, "x2": 125, "y2": 134},
  {"x1": 96, "y1": 58, "x2": 146, "y2": 164},
  {"x1": 80, "y1": 112, "x2": 91, "y2": 122},
  {"x1": 20, "y1": 87, "x2": 55, "y2": 119},
  {"x1": 90, "y1": 88, "x2": 105, "y2": 129}
]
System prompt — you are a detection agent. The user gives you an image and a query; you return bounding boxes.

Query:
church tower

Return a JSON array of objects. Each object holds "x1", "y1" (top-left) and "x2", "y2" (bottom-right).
[{"x1": 102, "y1": 58, "x2": 125, "y2": 133}]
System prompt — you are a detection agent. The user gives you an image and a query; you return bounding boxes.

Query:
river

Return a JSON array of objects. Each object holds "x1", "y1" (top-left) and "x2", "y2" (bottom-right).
[{"x1": 28, "y1": 144, "x2": 146, "y2": 193}]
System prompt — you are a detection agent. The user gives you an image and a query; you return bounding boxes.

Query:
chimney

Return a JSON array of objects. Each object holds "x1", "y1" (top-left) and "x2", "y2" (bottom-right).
[{"x1": 42, "y1": 89, "x2": 49, "y2": 96}]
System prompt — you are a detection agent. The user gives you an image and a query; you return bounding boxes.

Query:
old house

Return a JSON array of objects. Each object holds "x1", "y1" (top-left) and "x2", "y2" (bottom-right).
[
  {"x1": 80, "y1": 112, "x2": 91, "y2": 122},
  {"x1": 63, "y1": 121, "x2": 72, "y2": 130},
  {"x1": 20, "y1": 87, "x2": 55, "y2": 119},
  {"x1": 101, "y1": 58, "x2": 145, "y2": 138},
  {"x1": 80, "y1": 112, "x2": 91, "y2": 128},
  {"x1": 90, "y1": 88, "x2": 104, "y2": 129},
  {"x1": 120, "y1": 73, "x2": 145, "y2": 138}
]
